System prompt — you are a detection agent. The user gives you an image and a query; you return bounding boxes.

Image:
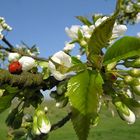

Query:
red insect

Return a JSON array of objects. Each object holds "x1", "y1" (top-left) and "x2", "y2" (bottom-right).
[{"x1": 8, "y1": 61, "x2": 22, "y2": 74}]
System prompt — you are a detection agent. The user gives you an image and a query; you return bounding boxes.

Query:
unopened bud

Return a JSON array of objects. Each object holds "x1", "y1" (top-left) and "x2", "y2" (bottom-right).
[
  {"x1": 119, "y1": 108, "x2": 136, "y2": 124},
  {"x1": 56, "y1": 97, "x2": 68, "y2": 108},
  {"x1": 128, "y1": 69, "x2": 140, "y2": 77},
  {"x1": 32, "y1": 116, "x2": 41, "y2": 135},
  {"x1": 37, "y1": 115, "x2": 51, "y2": 134},
  {"x1": 123, "y1": 75, "x2": 133, "y2": 85},
  {"x1": 132, "y1": 85, "x2": 140, "y2": 95}
]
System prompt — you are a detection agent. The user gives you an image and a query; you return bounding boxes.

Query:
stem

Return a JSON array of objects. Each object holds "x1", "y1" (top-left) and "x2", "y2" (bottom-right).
[{"x1": 50, "y1": 112, "x2": 72, "y2": 131}]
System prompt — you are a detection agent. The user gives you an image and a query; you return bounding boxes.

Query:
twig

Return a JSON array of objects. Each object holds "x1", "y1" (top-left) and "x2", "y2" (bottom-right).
[
  {"x1": 2, "y1": 36, "x2": 14, "y2": 50},
  {"x1": 50, "y1": 112, "x2": 72, "y2": 131},
  {"x1": 0, "y1": 36, "x2": 49, "y2": 61}
]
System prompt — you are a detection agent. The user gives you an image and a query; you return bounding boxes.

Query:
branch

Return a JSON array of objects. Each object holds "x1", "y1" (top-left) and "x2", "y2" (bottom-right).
[
  {"x1": 50, "y1": 112, "x2": 72, "y2": 131},
  {"x1": 0, "y1": 36, "x2": 49, "y2": 61},
  {"x1": 0, "y1": 70, "x2": 59, "y2": 90},
  {"x1": 2, "y1": 36, "x2": 14, "y2": 50}
]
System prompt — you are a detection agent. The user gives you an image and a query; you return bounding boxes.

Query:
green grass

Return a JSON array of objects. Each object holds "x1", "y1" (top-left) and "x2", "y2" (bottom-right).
[{"x1": 1, "y1": 101, "x2": 140, "y2": 140}]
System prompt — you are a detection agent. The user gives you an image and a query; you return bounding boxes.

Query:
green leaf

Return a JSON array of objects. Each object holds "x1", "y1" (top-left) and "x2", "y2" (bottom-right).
[
  {"x1": 87, "y1": 0, "x2": 121, "y2": 56},
  {"x1": 66, "y1": 70, "x2": 103, "y2": 140},
  {"x1": 104, "y1": 36, "x2": 140, "y2": 65},
  {"x1": 67, "y1": 63, "x2": 86, "y2": 73},
  {"x1": 0, "y1": 85, "x2": 19, "y2": 113},
  {"x1": 0, "y1": 93, "x2": 15, "y2": 113},
  {"x1": 71, "y1": 56, "x2": 82, "y2": 64},
  {"x1": 88, "y1": 14, "x2": 116, "y2": 55},
  {"x1": 76, "y1": 16, "x2": 92, "y2": 26}
]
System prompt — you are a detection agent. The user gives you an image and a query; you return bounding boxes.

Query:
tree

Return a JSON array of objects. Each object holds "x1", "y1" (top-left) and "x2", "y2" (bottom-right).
[{"x1": 0, "y1": 0, "x2": 140, "y2": 140}]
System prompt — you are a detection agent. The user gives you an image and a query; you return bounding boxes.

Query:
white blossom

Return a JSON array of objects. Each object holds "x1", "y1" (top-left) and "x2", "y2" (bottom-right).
[
  {"x1": 65, "y1": 25, "x2": 81, "y2": 39},
  {"x1": 94, "y1": 16, "x2": 127, "y2": 39},
  {"x1": 112, "y1": 24, "x2": 127, "y2": 38},
  {"x1": 121, "y1": 108, "x2": 136, "y2": 124},
  {"x1": 125, "y1": 2, "x2": 134, "y2": 13},
  {"x1": 95, "y1": 16, "x2": 108, "y2": 27},
  {"x1": 19, "y1": 56, "x2": 35, "y2": 71},
  {"x1": 8, "y1": 52, "x2": 21, "y2": 62},
  {"x1": 63, "y1": 41, "x2": 75, "y2": 51},
  {"x1": 81, "y1": 25, "x2": 95, "y2": 38},
  {"x1": 0, "y1": 17, "x2": 12, "y2": 39},
  {"x1": 48, "y1": 51, "x2": 72, "y2": 81},
  {"x1": 65, "y1": 24, "x2": 95, "y2": 40},
  {"x1": 38, "y1": 118, "x2": 51, "y2": 134},
  {"x1": 136, "y1": 13, "x2": 140, "y2": 23}
]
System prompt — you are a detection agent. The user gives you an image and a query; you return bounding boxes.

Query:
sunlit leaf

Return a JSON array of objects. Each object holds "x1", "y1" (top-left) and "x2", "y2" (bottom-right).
[
  {"x1": 76, "y1": 16, "x2": 92, "y2": 26},
  {"x1": 104, "y1": 36, "x2": 140, "y2": 65},
  {"x1": 66, "y1": 70, "x2": 103, "y2": 140}
]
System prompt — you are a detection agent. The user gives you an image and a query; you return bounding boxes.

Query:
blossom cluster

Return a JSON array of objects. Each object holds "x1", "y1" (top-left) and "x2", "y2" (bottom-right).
[
  {"x1": 65, "y1": 16, "x2": 127, "y2": 44},
  {"x1": 48, "y1": 16, "x2": 128, "y2": 81},
  {"x1": 0, "y1": 17, "x2": 12, "y2": 39}
]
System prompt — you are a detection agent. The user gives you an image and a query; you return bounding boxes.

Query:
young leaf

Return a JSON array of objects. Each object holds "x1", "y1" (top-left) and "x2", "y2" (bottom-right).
[
  {"x1": 76, "y1": 16, "x2": 92, "y2": 26},
  {"x1": 66, "y1": 70, "x2": 103, "y2": 140},
  {"x1": 87, "y1": 0, "x2": 121, "y2": 57},
  {"x1": 88, "y1": 14, "x2": 116, "y2": 56},
  {"x1": 104, "y1": 36, "x2": 140, "y2": 65}
]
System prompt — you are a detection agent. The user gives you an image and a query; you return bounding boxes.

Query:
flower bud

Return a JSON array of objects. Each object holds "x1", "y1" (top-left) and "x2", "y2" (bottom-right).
[
  {"x1": 132, "y1": 85, "x2": 140, "y2": 95},
  {"x1": 124, "y1": 58, "x2": 140, "y2": 68},
  {"x1": 8, "y1": 53, "x2": 21, "y2": 62},
  {"x1": 114, "y1": 101, "x2": 135, "y2": 124},
  {"x1": 123, "y1": 75, "x2": 133, "y2": 85},
  {"x1": 0, "y1": 89, "x2": 4, "y2": 97},
  {"x1": 63, "y1": 42, "x2": 75, "y2": 51},
  {"x1": 80, "y1": 39, "x2": 87, "y2": 47},
  {"x1": 128, "y1": 69, "x2": 140, "y2": 77},
  {"x1": 32, "y1": 116, "x2": 41, "y2": 135},
  {"x1": 37, "y1": 115, "x2": 51, "y2": 134},
  {"x1": 19, "y1": 56, "x2": 35, "y2": 71},
  {"x1": 56, "y1": 97, "x2": 68, "y2": 108},
  {"x1": 57, "y1": 81, "x2": 67, "y2": 95},
  {"x1": 119, "y1": 108, "x2": 136, "y2": 124}
]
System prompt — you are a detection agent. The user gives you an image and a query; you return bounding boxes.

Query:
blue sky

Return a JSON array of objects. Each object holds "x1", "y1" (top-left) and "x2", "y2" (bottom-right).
[{"x1": 0, "y1": 0, "x2": 140, "y2": 58}]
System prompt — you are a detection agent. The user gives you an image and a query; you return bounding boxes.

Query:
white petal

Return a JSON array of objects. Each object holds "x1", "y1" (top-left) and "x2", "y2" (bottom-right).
[
  {"x1": 0, "y1": 25, "x2": 3, "y2": 32},
  {"x1": 95, "y1": 16, "x2": 108, "y2": 27},
  {"x1": 52, "y1": 71, "x2": 67, "y2": 81},
  {"x1": 112, "y1": 25, "x2": 127, "y2": 38},
  {"x1": 19, "y1": 56, "x2": 35, "y2": 71},
  {"x1": 51, "y1": 51, "x2": 72, "y2": 68},
  {"x1": 39, "y1": 120, "x2": 51, "y2": 134},
  {"x1": 65, "y1": 25, "x2": 81, "y2": 39},
  {"x1": 126, "y1": 89, "x2": 132, "y2": 98},
  {"x1": 122, "y1": 109, "x2": 136, "y2": 124},
  {"x1": 48, "y1": 61, "x2": 56, "y2": 72},
  {"x1": 63, "y1": 42, "x2": 75, "y2": 51},
  {"x1": 8, "y1": 53, "x2": 21, "y2": 62}
]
